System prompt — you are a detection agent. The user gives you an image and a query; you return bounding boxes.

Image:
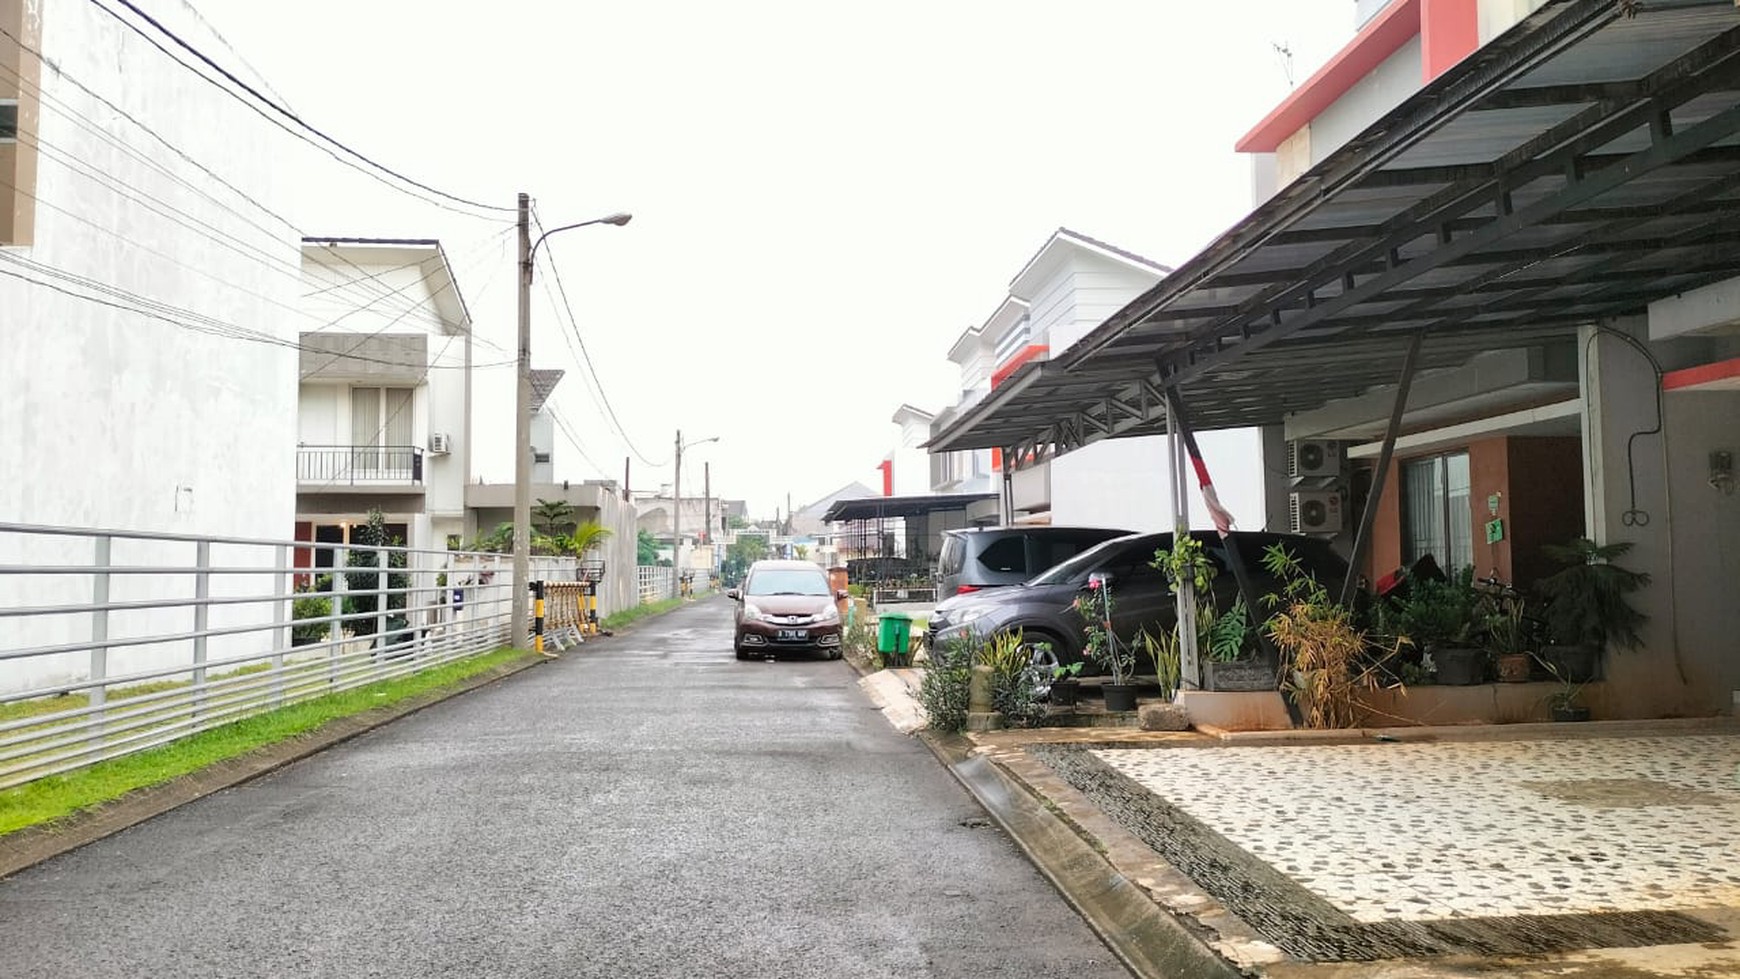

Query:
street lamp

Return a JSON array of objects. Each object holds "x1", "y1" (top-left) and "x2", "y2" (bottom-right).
[
  {"x1": 672, "y1": 430, "x2": 720, "y2": 599},
  {"x1": 512, "y1": 194, "x2": 632, "y2": 652}
]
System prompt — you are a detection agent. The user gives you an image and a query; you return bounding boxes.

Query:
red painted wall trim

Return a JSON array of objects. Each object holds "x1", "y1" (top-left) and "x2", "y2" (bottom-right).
[
  {"x1": 1421, "y1": 0, "x2": 1479, "y2": 81},
  {"x1": 991, "y1": 344, "x2": 1049, "y2": 389},
  {"x1": 1236, "y1": 0, "x2": 1422, "y2": 153},
  {"x1": 1662, "y1": 356, "x2": 1740, "y2": 391}
]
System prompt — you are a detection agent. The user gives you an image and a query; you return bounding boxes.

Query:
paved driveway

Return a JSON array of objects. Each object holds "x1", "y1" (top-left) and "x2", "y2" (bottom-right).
[{"x1": 0, "y1": 597, "x2": 1129, "y2": 978}]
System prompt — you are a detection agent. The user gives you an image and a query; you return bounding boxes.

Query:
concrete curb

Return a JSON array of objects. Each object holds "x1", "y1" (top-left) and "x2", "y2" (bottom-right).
[
  {"x1": 917, "y1": 729, "x2": 1243, "y2": 979},
  {"x1": 0, "y1": 652, "x2": 550, "y2": 881}
]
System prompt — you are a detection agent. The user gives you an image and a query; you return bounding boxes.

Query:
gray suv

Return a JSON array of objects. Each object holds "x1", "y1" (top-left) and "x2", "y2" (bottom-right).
[{"x1": 934, "y1": 526, "x2": 1132, "y2": 598}]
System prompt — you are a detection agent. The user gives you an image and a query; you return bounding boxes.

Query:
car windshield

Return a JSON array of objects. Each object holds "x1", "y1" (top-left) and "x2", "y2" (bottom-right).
[
  {"x1": 746, "y1": 569, "x2": 830, "y2": 597},
  {"x1": 1027, "y1": 536, "x2": 1152, "y2": 586}
]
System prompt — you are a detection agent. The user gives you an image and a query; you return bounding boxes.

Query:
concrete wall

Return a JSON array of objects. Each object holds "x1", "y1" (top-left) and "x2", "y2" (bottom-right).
[
  {"x1": 1582, "y1": 317, "x2": 1738, "y2": 718},
  {"x1": 0, "y1": 2, "x2": 299, "y2": 694}
]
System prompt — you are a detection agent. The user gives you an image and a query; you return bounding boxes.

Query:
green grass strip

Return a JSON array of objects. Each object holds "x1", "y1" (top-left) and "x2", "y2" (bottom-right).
[
  {"x1": 0, "y1": 647, "x2": 527, "y2": 838},
  {"x1": 601, "y1": 596, "x2": 689, "y2": 631}
]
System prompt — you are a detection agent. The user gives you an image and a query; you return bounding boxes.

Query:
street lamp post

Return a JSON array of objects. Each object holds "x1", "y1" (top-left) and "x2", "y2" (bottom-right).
[
  {"x1": 512, "y1": 193, "x2": 631, "y2": 651},
  {"x1": 671, "y1": 430, "x2": 719, "y2": 599}
]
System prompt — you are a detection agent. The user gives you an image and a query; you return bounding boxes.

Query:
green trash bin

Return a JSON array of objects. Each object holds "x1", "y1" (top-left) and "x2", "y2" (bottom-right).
[{"x1": 877, "y1": 613, "x2": 913, "y2": 665}]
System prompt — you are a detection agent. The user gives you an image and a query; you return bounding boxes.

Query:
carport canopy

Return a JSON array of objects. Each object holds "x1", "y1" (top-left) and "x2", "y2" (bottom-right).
[
  {"x1": 821, "y1": 493, "x2": 998, "y2": 523},
  {"x1": 928, "y1": 0, "x2": 1740, "y2": 461}
]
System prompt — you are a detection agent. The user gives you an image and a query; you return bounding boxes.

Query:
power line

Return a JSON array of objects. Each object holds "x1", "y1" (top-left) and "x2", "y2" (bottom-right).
[
  {"x1": 0, "y1": 250, "x2": 514, "y2": 371},
  {"x1": 0, "y1": 51, "x2": 506, "y2": 328},
  {"x1": 88, "y1": 0, "x2": 511, "y2": 220},
  {"x1": 529, "y1": 205, "x2": 667, "y2": 468}
]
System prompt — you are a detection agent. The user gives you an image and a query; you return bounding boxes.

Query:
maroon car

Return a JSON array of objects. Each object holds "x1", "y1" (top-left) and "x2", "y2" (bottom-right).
[{"x1": 728, "y1": 560, "x2": 844, "y2": 660}]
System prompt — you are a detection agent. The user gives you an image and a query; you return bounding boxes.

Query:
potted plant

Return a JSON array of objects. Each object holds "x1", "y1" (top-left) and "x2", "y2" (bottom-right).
[
  {"x1": 1534, "y1": 538, "x2": 1651, "y2": 683},
  {"x1": 1073, "y1": 573, "x2": 1137, "y2": 711},
  {"x1": 1048, "y1": 661, "x2": 1083, "y2": 707},
  {"x1": 1260, "y1": 543, "x2": 1395, "y2": 729},
  {"x1": 1153, "y1": 535, "x2": 1271, "y2": 690},
  {"x1": 1536, "y1": 653, "x2": 1592, "y2": 721},
  {"x1": 1481, "y1": 593, "x2": 1535, "y2": 683},
  {"x1": 1390, "y1": 567, "x2": 1485, "y2": 685},
  {"x1": 1137, "y1": 625, "x2": 1182, "y2": 702}
]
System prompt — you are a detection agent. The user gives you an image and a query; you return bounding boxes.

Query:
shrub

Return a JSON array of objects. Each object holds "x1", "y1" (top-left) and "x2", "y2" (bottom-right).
[
  {"x1": 982, "y1": 630, "x2": 1046, "y2": 729},
  {"x1": 918, "y1": 634, "x2": 974, "y2": 733}
]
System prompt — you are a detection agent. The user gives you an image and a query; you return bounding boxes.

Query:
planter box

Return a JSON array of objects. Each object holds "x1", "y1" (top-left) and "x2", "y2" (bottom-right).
[
  {"x1": 1205, "y1": 659, "x2": 1277, "y2": 692},
  {"x1": 1433, "y1": 646, "x2": 1486, "y2": 686},
  {"x1": 1540, "y1": 644, "x2": 1598, "y2": 683}
]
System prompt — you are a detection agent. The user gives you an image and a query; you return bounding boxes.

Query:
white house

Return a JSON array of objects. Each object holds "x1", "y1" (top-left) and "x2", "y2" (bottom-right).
[
  {"x1": 294, "y1": 238, "x2": 473, "y2": 567},
  {"x1": 0, "y1": 0, "x2": 299, "y2": 693},
  {"x1": 928, "y1": 228, "x2": 1270, "y2": 533}
]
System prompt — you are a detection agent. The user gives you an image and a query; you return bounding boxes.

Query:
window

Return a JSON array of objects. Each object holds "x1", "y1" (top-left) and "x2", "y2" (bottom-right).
[
  {"x1": 975, "y1": 536, "x2": 1027, "y2": 574},
  {"x1": 0, "y1": 100, "x2": 16, "y2": 142},
  {"x1": 349, "y1": 386, "x2": 414, "y2": 476},
  {"x1": 1401, "y1": 451, "x2": 1472, "y2": 570}
]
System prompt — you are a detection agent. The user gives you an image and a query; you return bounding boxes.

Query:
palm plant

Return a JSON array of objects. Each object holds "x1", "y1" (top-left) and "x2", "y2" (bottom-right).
[{"x1": 1536, "y1": 538, "x2": 1651, "y2": 651}]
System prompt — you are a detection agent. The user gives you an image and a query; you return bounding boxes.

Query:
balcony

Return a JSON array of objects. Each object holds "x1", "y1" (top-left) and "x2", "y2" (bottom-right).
[{"x1": 297, "y1": 445, "x2": 424, "y2": 488}]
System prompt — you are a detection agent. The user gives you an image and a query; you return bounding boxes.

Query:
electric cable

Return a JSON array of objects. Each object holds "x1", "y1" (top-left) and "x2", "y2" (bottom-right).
[
  {"x1": 89, "y1": 0, "x2": 511, "y2": 220},
  {"x1": 1581, "y1": 327, "x2": 1665, "y2": 528},
  {"x1": 0, "y1": 40, "x2": 507, "y2": 323},
  {"x1": 529, "y1": 205, "x2": 667, "y2": 468}
]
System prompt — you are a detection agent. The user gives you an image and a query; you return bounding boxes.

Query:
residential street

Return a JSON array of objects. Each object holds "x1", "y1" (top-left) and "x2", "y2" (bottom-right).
[{"x1": 0, "y1": 598, "x2": 1129, "y2": 979}]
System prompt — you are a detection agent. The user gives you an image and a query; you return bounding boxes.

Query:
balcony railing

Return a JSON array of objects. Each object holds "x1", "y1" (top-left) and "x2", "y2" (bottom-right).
[{"x1": 297, "y1": 445, "x2": 424, "y2": 486}]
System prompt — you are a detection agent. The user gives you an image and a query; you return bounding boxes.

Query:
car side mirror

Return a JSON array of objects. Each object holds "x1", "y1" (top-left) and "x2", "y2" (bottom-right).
[{"x1": 725, "y1": 588, "x2": 741, "y2": 601}]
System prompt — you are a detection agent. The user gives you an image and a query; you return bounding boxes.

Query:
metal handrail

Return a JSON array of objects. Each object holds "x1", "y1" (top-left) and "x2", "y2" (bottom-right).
[{"x1": 0, "y1": 523, "x2": 521, "y2": 790}]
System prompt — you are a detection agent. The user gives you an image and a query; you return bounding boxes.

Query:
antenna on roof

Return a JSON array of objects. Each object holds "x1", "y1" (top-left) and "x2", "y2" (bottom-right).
[{"x1": 1272, "y1": 41, "x2": 1296, "y2": 88}]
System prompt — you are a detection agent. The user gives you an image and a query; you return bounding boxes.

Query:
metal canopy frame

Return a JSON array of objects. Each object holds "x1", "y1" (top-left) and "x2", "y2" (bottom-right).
[{"x1": 927, "y1": 0, "x2": 1740, "y2": 463}]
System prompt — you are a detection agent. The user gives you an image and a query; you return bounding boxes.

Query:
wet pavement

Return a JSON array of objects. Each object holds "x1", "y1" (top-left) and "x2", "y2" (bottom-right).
[{"x1": 0, "y1": 597, "x2": 1131, "y2": 979}]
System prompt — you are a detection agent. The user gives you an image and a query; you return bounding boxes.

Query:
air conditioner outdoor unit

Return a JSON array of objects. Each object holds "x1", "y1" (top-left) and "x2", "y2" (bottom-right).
[
  {"x1": 1287, "y1": 439, "x2": 1342, "y2": 478},
  {"x1": 428, "y1": 433, "x2": 452, "y2": 455},
  {"x1": 1289, "y1": 490, "x2": 1344, "y2": 534}
]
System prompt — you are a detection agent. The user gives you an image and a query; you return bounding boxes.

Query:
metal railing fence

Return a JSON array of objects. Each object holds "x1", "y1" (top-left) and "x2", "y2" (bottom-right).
[
  {"x1": 0, "y1": 522, "x2": 516, "y2": 790},
  {"x1": 295, "y1": 445, "x2": 424, "y2": 484},
  {"x1": 637, "y1": 566, "x2": 674, "y2": 604}
]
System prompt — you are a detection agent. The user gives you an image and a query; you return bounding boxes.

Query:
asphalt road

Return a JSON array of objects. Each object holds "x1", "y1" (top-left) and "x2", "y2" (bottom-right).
[{"x1": 1, "y1": 597, "x2": 1131, "y2": 978}]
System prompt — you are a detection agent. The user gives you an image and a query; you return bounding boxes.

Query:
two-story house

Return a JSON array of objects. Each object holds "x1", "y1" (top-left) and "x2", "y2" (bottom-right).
[
  {"x1": 929, "y1": 228, "x2": 1272, "y2": 532},
  {"x1": 293, "y1": 238, "x2": 473, "y2": 570}
]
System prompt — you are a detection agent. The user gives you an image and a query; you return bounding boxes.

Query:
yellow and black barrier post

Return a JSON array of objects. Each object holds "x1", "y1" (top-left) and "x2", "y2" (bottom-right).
[
  {"x1": 583, "y1": 580, "x2": 599, "y2": 635},
  {"x1": 531, "y1": 580, "x2": 552, "y2": 657}
]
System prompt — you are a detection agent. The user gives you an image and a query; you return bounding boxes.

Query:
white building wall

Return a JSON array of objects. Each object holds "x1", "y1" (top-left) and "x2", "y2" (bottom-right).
[
  {"x1": 1050, "y1": 430, "x2": 1269, "y2": 534},
  {"x1": 0, "y1": 2, "x2": 299, "y2": 695},
  {"x1": 1305, "y1": 36, "x2": 1423, "y2": 171}
]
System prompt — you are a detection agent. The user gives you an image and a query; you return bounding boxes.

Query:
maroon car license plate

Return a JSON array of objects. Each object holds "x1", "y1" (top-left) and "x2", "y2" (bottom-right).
[{"x1": 776, "y1": 629, "x2": 809, "y2": 641}]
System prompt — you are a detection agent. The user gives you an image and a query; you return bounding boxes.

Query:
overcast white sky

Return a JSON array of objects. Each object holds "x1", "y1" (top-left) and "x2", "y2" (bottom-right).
[{"x1": 195, "y1": 0, "x2": 1353, "y2": 518}]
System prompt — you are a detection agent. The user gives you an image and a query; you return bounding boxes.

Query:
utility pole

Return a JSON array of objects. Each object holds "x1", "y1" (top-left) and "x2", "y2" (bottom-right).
[
  {"x1": 508, "y1": 198, "x2": 631, "y2": 648},
  {"x1": 703, "y1": 461, "x2": 712, "y2": 561},
  {"x1": 623, "y1": 456, "x2": 631, "y2": 502},
  {"x1": 512, "y1": 192, "x2": 532, "y2": 650},
  {"x1": 672, "y1": 428, "x2": 682, "y2": 599}
]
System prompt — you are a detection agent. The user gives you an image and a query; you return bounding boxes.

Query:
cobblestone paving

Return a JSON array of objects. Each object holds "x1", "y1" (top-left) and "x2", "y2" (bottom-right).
[{"x1": 1093, "y1": 735, "x2": 1740, "y2": 924}]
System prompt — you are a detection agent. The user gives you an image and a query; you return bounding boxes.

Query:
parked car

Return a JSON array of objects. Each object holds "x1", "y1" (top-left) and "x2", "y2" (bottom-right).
[
  {"x1": 727, "y1": 560, "x2": 845, "y2": 660},
  {"x1": 927, "y1": 530, "x2": 1350, "y2": 668},
  {"x1": 934, "y1": 525, "x2": 1133, "y2": 598}
]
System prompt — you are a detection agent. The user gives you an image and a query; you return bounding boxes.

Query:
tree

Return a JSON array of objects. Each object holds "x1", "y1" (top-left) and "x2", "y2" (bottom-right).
[
  {"x1": 637, "y1": 528, "x2": 660, "y2": 566},
  {"x1": 721, "y1": 533, "x2": 769, "y2": 584},
  {"x1": 565, "y1": 521, "x2": 613, "y2": 559},
  {"x1": 344, "y1": 508, "x2": 409, "y2": 648},
  {"x1": 533, "y1": 498, "x2": 576, "y2": 538}
]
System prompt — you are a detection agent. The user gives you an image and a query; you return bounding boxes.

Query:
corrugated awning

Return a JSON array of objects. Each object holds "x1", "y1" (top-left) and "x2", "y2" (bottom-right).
[{"x1": 929, "y1": 0, "x2": 1740, "y2": 457}]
